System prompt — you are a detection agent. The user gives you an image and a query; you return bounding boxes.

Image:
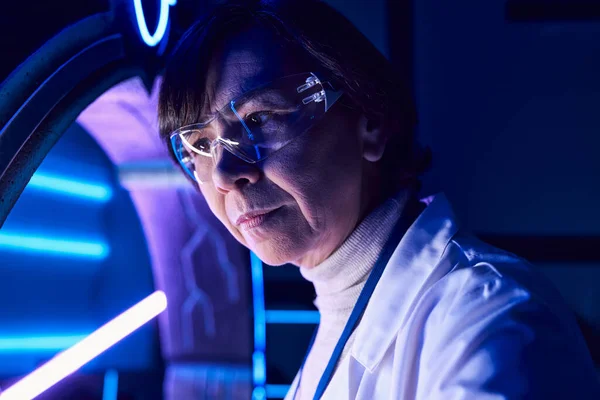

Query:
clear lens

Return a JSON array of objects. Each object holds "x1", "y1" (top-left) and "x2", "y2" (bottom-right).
[{"x1": 170, "y1": 72, "x2": 341, "y2": 183}]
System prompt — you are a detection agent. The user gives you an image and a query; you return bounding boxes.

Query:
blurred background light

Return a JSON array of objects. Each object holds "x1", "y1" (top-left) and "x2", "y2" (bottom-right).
[
  {"x1": 102, "y1": 369, "x2": 119, "y2": 400},
  {"x1": 0, "y1": 232, "x2": 109, "y2": 259},
  {"x1": 0, "y1": 291, "x2": 167, "y2": 400},
  {"x1": 133, "y1": 0, "x2": 177, "y2": 47},
  {"x1": 28, "y1": 172, "x2": 112, "y2": 202},
  {"x1": 266, "y1": 384, "x2": 290, "y2": 399},
  {"x1": 0, "y1": 335, "x2": 88, "y2": 353},
  {"x1": 265, "y1": 310, "x2": 320, "y2": 325},
  {"x1": 251, "y1": 252, "x2": 267, "y2": 398}
]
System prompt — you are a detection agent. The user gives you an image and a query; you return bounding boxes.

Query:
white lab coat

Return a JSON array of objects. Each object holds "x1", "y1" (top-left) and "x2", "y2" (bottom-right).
[{"x1": 286, "y1": 194, "x2": 600, "y2": 399}]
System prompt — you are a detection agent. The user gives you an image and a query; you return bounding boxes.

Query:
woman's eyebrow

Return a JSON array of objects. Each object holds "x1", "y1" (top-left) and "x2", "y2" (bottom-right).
[
  {"x1": 196, "y1": 110, "x2": 219, "y2": 124},
  {"x1": 201, "y1": 87, "x2": 294, "y2": 123},
  {"x1": 236, "y1": 88, "x2": 289, "y2": 108}
]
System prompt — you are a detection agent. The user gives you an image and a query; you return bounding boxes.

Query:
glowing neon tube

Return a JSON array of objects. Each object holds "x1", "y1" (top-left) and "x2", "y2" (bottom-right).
[
  {"x1": 28, "y1": 172, "x2": 112, "y2": 202},
  {"x1": 250, "y1": 252, "x2": 267, "y2": 400},
  {"x1": 0, "y1": 291, "x2": 167, "y2": 400},
  {"x1": 266, "y1": 384, "x2": 291, "y2": 399},
  {"x1": 0, "y1": 232, "x2": 109, "y2": 259},
  {"x1": 133, "y1": 0, "x2": 177, "y2": 47},
  {"x1": 0, "y1": 334, "x2": 88, "y2": 353},
  {"x1": 102, "y1": 369, "x2": 119, "y2": 400},
  {"x1": 265, "y1": 310, "x2": 320, "y2": 324}
]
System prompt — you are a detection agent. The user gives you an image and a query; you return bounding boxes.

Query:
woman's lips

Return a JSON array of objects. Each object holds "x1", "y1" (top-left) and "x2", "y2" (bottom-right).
[{"x1": 236, "y1": 208, "x2": 280, "y2": 230}]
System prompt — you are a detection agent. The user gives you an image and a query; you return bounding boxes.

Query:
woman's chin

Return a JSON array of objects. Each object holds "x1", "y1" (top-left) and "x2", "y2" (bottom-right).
[
  {"x1": 248, "y1": 246, "x2": 289, "y2": 266},
  {"x1": 247, "y1": 240, "x2": 304, "y2": 267}
]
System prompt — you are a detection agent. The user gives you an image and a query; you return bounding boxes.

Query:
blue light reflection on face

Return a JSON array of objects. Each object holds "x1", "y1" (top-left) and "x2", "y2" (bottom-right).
[{"x1": 0, "y1": 232, "x2": 109, "y2": 259}]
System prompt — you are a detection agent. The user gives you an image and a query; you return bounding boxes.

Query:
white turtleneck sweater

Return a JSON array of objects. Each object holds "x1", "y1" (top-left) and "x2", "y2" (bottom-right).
[{"x1": 293, "y1": 193, "x2": 409, "y2": 400}]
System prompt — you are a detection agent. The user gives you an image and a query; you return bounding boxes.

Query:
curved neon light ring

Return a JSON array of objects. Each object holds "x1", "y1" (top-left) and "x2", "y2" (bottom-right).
[{"x1": 133, "y1": 0, "x2": 177, "y2": 47}]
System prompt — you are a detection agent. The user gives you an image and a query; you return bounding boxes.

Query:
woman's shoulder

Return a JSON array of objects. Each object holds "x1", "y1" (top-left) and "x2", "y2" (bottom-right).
[
  {"x1": 439, "y1": 233, "x2": 562, "y2": 310},
  {"x1": 397, "y1": 233, "x2": 600, "y2": 399},
  {"x1": 427, "y1": 233, "x2": 566, "y2": 319},
  {"x1": 414, "y1": 232, "x2": 590, "y2": 360}
]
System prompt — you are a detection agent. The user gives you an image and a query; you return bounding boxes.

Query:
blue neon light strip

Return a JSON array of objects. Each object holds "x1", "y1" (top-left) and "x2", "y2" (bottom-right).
[
  {"x1": 265, "y1": 310, "x2": 320, "y2": 325},
  {"x1": 253, "y1": 351, "x2": 266, "y2": 385},
  {"x1": 28, "y1": 172, "x2": 112, "y2": 202},
  {"x1": 266, "y1": 384, "x2": 291, "y2": 399},
  {"x1": 102, "y1": 369, "x2": 119, "y2": 400},
  {"x1": 0, "y1": 335, "x2": 88, "y2": 353},
  {"x1": 133, "y1": 0, "x2": 177, "y2": 47},
  {"x1": 250, "y1": 252, "x2": 267, "y2": 399},
  {"x1": 253, "y1": 386, "x2": 267, "y2": 400},
  {"x1": 0, "y1": 232, "x2": 109, "y2": 259}
]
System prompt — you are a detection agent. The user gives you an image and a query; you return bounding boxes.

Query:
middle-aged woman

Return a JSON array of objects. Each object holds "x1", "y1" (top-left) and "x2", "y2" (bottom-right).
[{"x1": 158, "y1": 0, "x2": 600, "y2": 398}]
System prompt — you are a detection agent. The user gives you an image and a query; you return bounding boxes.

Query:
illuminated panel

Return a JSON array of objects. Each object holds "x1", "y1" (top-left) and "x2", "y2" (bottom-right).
[
  {"x1": 0, "y1": 232, "x2": 109, "y2": 259},
  {"x1": 102, "y1": 369, "x2": 119, "y2": 400},
  {"x1": 0, "y1": 335, "x2": 88, "y2": 353},
  {"x1": 265, "y1": 310, "x2": 320, "y2": 325},
  {"x1": 0, "y1": 291, "x2": 167, "y2": 400},
  {"x1": 28, "y1": 172, "x2": 112, "y2": 202},
  {"x1": 250, "y1": 252, "x2": 267, "y2": 400},
  {"x1": 133, "y1": 0, "x2": 178, "y2": 47},
  {"x1": 266, "y1": 384, "x2": 290, "y2": 399}
]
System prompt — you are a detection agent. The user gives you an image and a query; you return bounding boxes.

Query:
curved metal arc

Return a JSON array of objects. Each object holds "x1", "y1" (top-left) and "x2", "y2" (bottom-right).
[
  {"x1": 0, "y1": 61, "x2": 144, "y2": 227},
  {"x1": 0, "y1": 13, "x2": 115, "y2": 126},
  {"x1": 0, "y1": 35, "x2": 125, "y2": 179}
]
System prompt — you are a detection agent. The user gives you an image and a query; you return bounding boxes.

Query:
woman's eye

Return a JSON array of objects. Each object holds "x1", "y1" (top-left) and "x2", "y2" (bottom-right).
[
  {"x1": 246, "y1": 112, "x2": 272, "y2": 128},
  {"x1": 193, "y1": 137, "x2": 211, "y2": 151},
  {"x1": 187, "y1": 137, "x2": 212, "y2": 157}
]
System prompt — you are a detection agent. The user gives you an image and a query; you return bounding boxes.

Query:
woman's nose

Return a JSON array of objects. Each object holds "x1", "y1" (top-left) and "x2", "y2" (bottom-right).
[{"x1": 211, "y1": 145, "x2": 261, "y2": 194}]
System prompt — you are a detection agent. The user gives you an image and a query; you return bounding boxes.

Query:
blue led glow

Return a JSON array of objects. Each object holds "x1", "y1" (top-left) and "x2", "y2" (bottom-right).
[
  {"x1": 102, "y1": 369, "x2": 119, "y2": 400},
  {"x1": 250, "y1": 252, "x2": 266, "y2": 351},
  {"x1": 253, "y1": 351, "x2": 266, "y2": 385},
  {"x1": 0, "y1": 335, "x2": 87, "y2": 353},
  {"x1": 133, "y1": 0, "x2": 177, "y2": 47},
  {"x1": 250, "y1": 251, "x2": 267, "y2": 396},
  {"x1": 28, "y1": 172, "x2": 112, "y2": 202},
  {"x1": 252, "y1": 386, "x2": 267, "y2": 400},
  {"x1": 266, "y1": 384, "x2": 291, "y2": 399},
  {"x1": 0, "y1": 232, "x2": 109, "y2": 259},
  {"x1": 265, "y1": 310, "x2": 320, "y2": 325}
]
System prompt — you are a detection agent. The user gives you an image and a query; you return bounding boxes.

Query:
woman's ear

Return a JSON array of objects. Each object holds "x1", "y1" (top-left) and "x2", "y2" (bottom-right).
[{"x1": 358, "y1": 114, "x2": 388, "y2": 162}]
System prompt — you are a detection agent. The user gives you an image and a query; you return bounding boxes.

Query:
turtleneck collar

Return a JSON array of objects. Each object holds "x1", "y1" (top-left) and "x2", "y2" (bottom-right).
[{"x1": 299, "y1": 191, "x2": 411, "y2": 314}]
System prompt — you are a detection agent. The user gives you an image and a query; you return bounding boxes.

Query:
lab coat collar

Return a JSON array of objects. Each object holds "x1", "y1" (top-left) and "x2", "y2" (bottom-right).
[{"x1": 351, "y1": 193, "x2": 460, "y2": 372}]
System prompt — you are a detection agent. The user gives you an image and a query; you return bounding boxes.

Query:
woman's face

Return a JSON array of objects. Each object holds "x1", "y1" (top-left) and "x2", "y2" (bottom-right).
[{"x1": 196, "y1": 26, "x2": 379, "y2": 267}]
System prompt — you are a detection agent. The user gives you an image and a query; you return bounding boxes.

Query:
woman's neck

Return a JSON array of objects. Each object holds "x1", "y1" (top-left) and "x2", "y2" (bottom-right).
[{"x1": 299, "y1": 189, "x2": 412, "y2": 310}]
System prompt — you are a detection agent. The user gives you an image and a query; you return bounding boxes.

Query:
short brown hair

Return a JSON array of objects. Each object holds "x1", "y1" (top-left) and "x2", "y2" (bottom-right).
[{"x1": 159, "y1": 0, "x2": 431, "y2": 190}]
